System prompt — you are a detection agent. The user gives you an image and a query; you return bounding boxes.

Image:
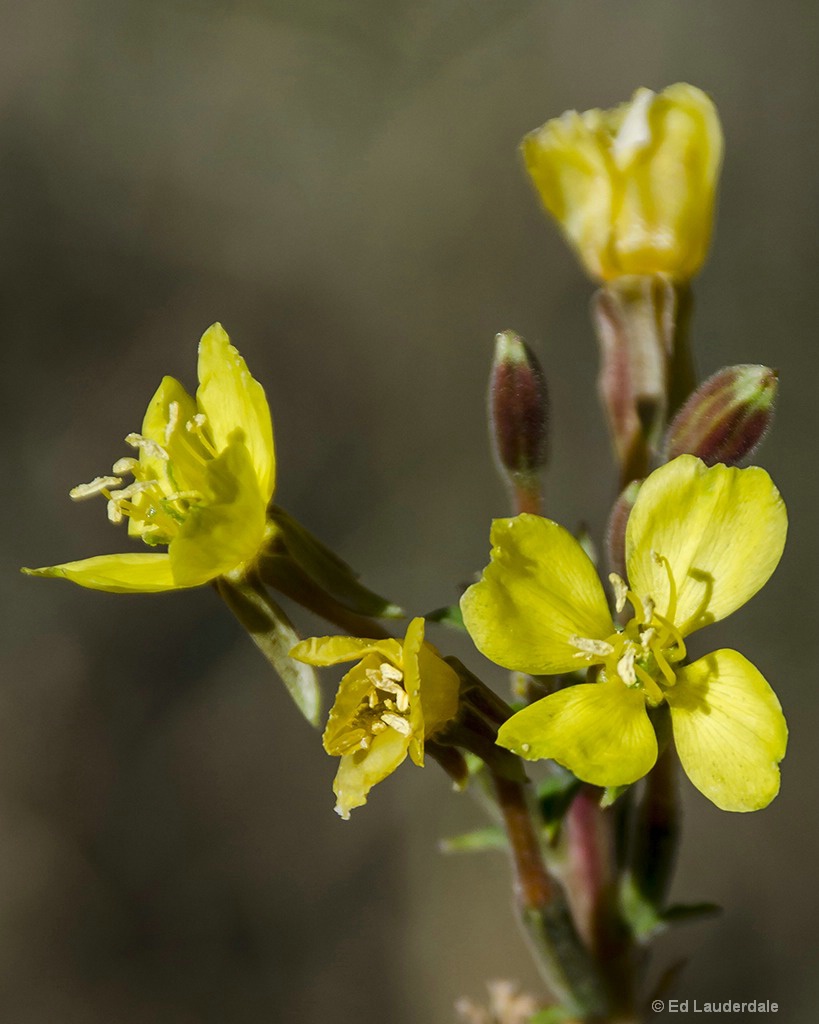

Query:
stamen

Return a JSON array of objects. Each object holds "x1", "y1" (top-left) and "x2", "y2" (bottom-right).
[
  {"x1": 69, "y1": 476, "x2": 123, "y2": 500},
  {"x1": 370, "y1": 721, "x2": 387, "y2": 734},
  {"x1": 186, "y1": 415, "x2": 218, "y2": 457},
  {"x1": 649, "y1": 637, "x2": 677, "y2": 686},
  {"x1": 381, "y1": 712, "x2": 412, "y2": 736},
  {"x1": 112, "y1": 457, "x2": 139, "y2": 476},
  {"x1": 125, "y1": 433, "x2": 169, "y2": 461},
  {"x1": 652, "y1": 551, "x2": 678, "y2": 624},
  {"x1": 633, "y1": 663, "x2": 664, "y2": 705},
  {"x1": 617, "y1": 646, "x2": 638, "y2": 686},
  {"x1": 570, "y1": 635, "x2": 615, "y2": 658},
  {"x1": 107, "y1": 499, "x2": 124, "y2": 524},
  {"x1": 379, "y1": 663, "x2": 403, "y2": 683},
  {"x1": 608, "y1": 573, "x2": 629, "y2": 614},
  {"x1": 653, "y1": 611, "x2": 687, "y2": 662},
  {"x1": 164, "y1": 401, "x2": 180, "y2": 445}
]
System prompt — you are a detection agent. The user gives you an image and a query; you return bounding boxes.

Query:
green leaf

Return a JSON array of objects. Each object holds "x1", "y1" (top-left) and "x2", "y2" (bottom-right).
[
  {"x1": 440, "y1": 826, "x2": 507, "y2": 855},
  {"x1": 425, "y1": 603, "x2": 466, "y2": 630},
  {"x1": 267, "y1": 506, "x2": 404, "y2": 619},
  {"x1": 217, "y1": 572, "x2": 322, "y2": 727}
]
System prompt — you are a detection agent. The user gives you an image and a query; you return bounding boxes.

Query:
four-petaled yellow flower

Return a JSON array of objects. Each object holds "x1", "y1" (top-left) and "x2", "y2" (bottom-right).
[
  {"x1": 523, "y1": 83, "x2": 723, "y2": 282},
  {"x1": 291, "y1": 618, "x2": 460, "y2": 819},
  {"x1": 461, "y1": 456, "x2": 788, "y2": 812},
  {"x1": 25, "y1": 323, "x2": 275, "y2": 592}
]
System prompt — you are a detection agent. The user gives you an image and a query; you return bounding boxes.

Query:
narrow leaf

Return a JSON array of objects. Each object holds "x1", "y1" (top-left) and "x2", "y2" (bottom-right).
[
  {"x1": 440, "y1": 826, "x2": 507, "y2": 855},
  {"x1": 267, "y1": 506, "x2": 403, "y2": 618},
  {"x1": 217, "y1": 572, "x2": 322, "y2": 727}
]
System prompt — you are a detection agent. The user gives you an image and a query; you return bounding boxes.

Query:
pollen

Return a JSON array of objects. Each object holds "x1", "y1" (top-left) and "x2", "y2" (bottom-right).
[{"x1": 69, "y1": 476, "x2": 123, "y2": 500}]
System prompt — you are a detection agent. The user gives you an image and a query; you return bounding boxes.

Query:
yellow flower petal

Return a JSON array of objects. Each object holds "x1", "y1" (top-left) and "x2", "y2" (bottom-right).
[
  {"x1": 666, "y1": 649, "x2": 787, "y2": 812},
  {"x1": 196, "y1": 323, "x2": 276, "y2": 501},
  {"x1": 417, "y1": 643, "x2": 460, "y2": 740},
  {"x1": 497, "y1": 680, "x2": 657, "y2": 787},
  {"x1": 612, "y1": 83, "x2": 722, "y2": 280},
  {"x1": 168, "y1": 435, "x2": 267, "y2": 587},
  {"x1": 523, "y1": 84, "x2": 722, "y2": 281},
  {"x1": 322, "y1": 655, "x2": 382, "y2": 755},
  {"x1": 402, "y1": 617, "x2": 426, "y2": 766},
  {"x1": 22, "y1": 553, "x2": 180, "y2": 593},
  {"x1": 523, "y1": 109, "x2": 615, "y2": 281},
  {"x1": 332, "y1": 728, "x2": 410, "y2": 819},
  {"x1": 626, "y1": 456, "x2": 787, "y2": 636},
  {"x1": 290, "y1": 635, "x2": 403, "y2": 667},
  {"x1": 461, "y1": 514, "x2": 614, "y2": 674}
]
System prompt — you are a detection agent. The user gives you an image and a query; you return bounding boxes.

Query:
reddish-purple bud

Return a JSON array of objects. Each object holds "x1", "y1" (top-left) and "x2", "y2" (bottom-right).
[
  {"x1": 664, "y1": 364, "x2": 777, "y2": 466},
  {"x1": 489, "y1": 331, "x2": 550, "y2": 492}
]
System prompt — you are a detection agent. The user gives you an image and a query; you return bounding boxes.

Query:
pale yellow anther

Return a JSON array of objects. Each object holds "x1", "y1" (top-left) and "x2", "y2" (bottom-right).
[
  {"x1": 570, "y1": 635, "x2": 614, "y2": 658},
  {"x1": 69, "y1": 476, "x2": 123, "y2": 501},
  {"x1": 107, "y1": 500, "x2": 124, "y2": 525},
  {"x1": 640, "y1": 626, "x2": 657, "y2": 652},
  {"x1": 125, "y1": 433, "x2": 168, "y2": 460},
  {"x1": 112, "y1": 457, "x2": 139, "y2": 476},
  {"x1": 164, "y1": 401, "x2": 180, "y2": 445},
  {"x1": 379, "y1": 663, "x2": 403, "y2": 683},
  {"x1": 642, "y1": 598, "x2": 655, "y2": 624},
  {"x1": 617, "y1": 646, "x2": 638, "y2": 687},
  {"x1": 608, "y1": 573, "x2": 629, "y2": 614},
  {"x1": 381, "y1": 712, "x2": 412, "y2": 736},
  {"x1": 370, "y1": 721, "x2": 387, "y2": 734}
]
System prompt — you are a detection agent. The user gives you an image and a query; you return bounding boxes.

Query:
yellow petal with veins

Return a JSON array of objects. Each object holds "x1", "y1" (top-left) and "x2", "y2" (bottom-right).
[
  {"x1": 332, "y1": 728, "x2": 410, "y2": 820},
  {"x1": 667, "y1": 649, "x2": 787, "y2": 812},
  {"x1": 23, "y1": 552, "x2": 180, "y2": 592},
  {"x1": 626, "y1": 456, "x2": 787, "y2": 636},
  {"x1": 461, "y1": 514, "x2": 614, "y2": 674},
  {"x1": 196, "y1": 323, "x2": 276, "y2": 501},
  {"x1": 290, "y1": 635, "x2": 403, "y2": 667},
  {"x1": 497, "y1": 680, "x2": 657, "y2": 787}
]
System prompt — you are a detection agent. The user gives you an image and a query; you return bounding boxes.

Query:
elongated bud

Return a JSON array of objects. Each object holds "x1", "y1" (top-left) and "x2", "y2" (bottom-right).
[
  {"x1": 664, "y1": 364, "x2": 777, "y2": 466},
  {"x1": 489, "y1": 331, "x2": 550, "y2": 512}
]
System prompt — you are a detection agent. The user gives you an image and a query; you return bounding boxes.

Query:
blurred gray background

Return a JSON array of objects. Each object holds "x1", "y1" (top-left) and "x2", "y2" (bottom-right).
[{"x1": 2, "y1": 1, "x2": 818, "y2": 1021}]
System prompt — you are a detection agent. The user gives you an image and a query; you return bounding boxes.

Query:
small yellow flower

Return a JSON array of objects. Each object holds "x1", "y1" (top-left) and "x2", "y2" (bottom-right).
[
  {"x1": 25, "y1": 323, "x2": 275, "y2": 592},
  {"x1": 461, "y1": 456, "x2": 788, "y2": 812},
  {"x1": 524, "y1": 83, "x2": 723, "y2": 281},
  {"x1": 291, "y1": 618, "x2": 460, "y2": 819}
]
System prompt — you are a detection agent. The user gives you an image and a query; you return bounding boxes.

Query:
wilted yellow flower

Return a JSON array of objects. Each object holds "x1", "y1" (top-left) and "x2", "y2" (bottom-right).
[
  {"x1": 461, "y1": 456, "x2": 787, "y2": 812},
  {"x1": 25, "y1": 323, "x2": 275, "y2": 592},
  {"x1": 523, "y1": 83, "x2": 723, "y2": 281},
  {"x1": 291, "y1": 618, "x2": 460, "y2": 819}
]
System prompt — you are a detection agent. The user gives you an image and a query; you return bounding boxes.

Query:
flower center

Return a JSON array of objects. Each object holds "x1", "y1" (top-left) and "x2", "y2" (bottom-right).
[
  {"x1": 570, "y1": 553, "x2": 687, "y2": 706},
  {"x1": 69, "y1": 402, "x2": 214, "y2": 546},
  {"x1": 333, "y1": 662, "x2": 412, "y2": 757}
]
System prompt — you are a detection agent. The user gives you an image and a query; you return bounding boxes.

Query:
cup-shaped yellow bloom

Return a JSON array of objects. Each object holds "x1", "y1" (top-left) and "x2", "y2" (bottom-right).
[
  {"x1": 25, "y1": 324, "x2": 275, "y2": 592},
  {"x1": 291, "y1": 618, "x2": 460, "y2": 819},
  {"x1": 524, "y1": 84, "x2": 723, "y2": 281},
  {"x1": 461, "y1": 456, "x2": 788, "y2": 812}
]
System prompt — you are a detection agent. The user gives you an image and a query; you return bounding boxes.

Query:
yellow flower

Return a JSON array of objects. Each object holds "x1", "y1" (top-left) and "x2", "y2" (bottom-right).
[
  {"x1": 291, "y1": 618, "x2": 460, "y2": 819},
  {"x1": 461, "y1": 456, "x2": 788, "y2": 812},
  {"x1": 25, "y1": 323, "x2": 275, "y2": 592},
  {"x1": 523, "y1": 83, "x2": 723, "y2": 282}
]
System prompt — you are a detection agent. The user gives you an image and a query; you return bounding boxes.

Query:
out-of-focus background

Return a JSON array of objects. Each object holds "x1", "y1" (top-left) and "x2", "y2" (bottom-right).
[{"x1": 2, "y1": 1, "x2": 817, "y2": 1021}]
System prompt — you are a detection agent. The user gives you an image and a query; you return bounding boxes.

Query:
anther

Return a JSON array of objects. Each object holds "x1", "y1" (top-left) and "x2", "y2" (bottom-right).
[
  {"x1": 164, "y1": 401, "x2": 180, "y2": 445},
  {"x1": 125, "y1": 433, "x2": 169, "y2": 460},
  {"x1": 381, "y1": 712, "x2": 412, "y2": 736},
  {"x1": 609, "y1": 573, "x2": 629, "y2": 614},
  {"x1": 570, "y1": 635, "x2": 614, "y2": 658},
  {"x1": 112, "y1": 457, "x2": 139, "y2": 476},
  {"x1": 617, "y1": 647, "x2": 638, "y2": 686},
  {"x1": 69, "y1": 476, "x2": 123, "y2": 501}
]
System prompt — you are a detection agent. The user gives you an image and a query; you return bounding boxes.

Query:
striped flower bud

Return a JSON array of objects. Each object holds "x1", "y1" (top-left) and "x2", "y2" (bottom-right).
[{"x1": 664, "y1": 364, "x2": 777, "y2": 466}]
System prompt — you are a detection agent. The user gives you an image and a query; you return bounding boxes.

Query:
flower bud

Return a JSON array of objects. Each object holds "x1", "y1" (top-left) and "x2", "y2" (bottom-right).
[
  {"x1": 489, "y1": 331, "x2": 550, "y2": 505},
  {"x1": 523, "y1": 83, "x2": 723, "y2": 282},
  {"x1": 664, "y1": 364, "x2": 777, "y2": 466}
]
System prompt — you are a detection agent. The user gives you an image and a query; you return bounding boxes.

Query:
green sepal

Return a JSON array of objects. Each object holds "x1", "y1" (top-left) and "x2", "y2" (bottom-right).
[
  {"x1": 439, "y1": 825, "x2": 507, "y2": 855},
  {"x1": 424, "y1": 603, "x2": 466, "y2": 631},
  {"x1": 537, "y1": 768, "x2": 582, "y2": 842},
  {"x1": 216, "y1": 571, "x2": 322, "y2": 727},
  {"x1": 266, "y1": 506, "x2": 404, "y2": 618},
  {"x1": 600, "y1": 784, "x2": 631, "y2": 808}
]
